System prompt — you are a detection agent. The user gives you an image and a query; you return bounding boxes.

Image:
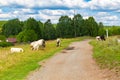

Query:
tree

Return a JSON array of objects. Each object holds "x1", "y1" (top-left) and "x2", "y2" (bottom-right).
[
  {"x1": 84, "y1": 17, "x2": 99, "y2": 36},
  {"x1": 56, "y1": 16, "x2": 74, "y2": 38},
  {"x1": 2, "y1": 18, "x2": 23, "y2": 37},
  {"x1": 99, "y1": 22, "x2": 104, "y2": 28},
  {"x1": 38, "y1": 21, "x2": 44, "y2": 38},
  {"x1": 23, "y1": 17, "x2": 41, "y2": 39},
  {"x1": 98, "y1": 22, "x2": 105, "y2": 35},
  {"x1": 72, "y1": 14, "x2": 84, "y2": 37},
  {"x1": 43, "y1": 19, "x2": 56, "y2": 40},
  {"x1": 17, "y1": 30, "x2": 37, "y2": 42}
]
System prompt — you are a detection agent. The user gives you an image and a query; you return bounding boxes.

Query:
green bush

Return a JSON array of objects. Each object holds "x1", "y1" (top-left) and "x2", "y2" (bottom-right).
[
  {"x1": 0, "y1": 42, "x2": 14, "y2": 47},
  {"x1": 17, "y1": 30, "x2": 37, "y2": 42}
]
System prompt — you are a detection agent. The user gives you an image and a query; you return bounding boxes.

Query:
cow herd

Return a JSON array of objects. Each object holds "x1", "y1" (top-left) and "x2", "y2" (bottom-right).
[
  {"x1": 10, "y1": 38, "x2": 61, "y2": 53},
  {"x1": 10, "y1": 35, "x2": 107, "y2": 53}
]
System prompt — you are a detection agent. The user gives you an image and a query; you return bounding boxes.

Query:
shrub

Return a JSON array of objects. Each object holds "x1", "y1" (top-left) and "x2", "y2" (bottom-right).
[
  {"x1": 0, "y1": 42, "x2": 14, "y2": 47},
  {"x1": 17, "y1": 30, "x2": 37, "y2": 42}
]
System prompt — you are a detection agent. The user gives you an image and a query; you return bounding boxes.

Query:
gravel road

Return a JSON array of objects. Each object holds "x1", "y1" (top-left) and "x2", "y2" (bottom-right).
[{"x1": 26, "y1": 40, "x2": 119, "y2": 80}]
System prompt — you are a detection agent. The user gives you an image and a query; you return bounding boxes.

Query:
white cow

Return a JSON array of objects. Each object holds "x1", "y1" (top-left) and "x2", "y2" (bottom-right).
[
  {"x1": 11, "y1": 47, "x2": 24, "y2": 53},
  {"x1": 30, "y1": 39, "x2": 45, "y2": 50},
  {"x1": 30, "y1": 41, "x2": 37, "y2": 50},
  {"x1": 96, "y1": 36, "x2": 101, "y2": 41},
  {"x1": 117, "y1": 39, "x2": 120, "y2": 43},
  {"x1": 56, "y1": 38, "x2": 61, "y2": 47}
]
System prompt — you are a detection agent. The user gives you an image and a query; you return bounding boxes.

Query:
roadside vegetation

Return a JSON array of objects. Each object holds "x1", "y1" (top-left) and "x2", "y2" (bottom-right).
[
  {"x1": 90, "y1": 36, "x2": 120, "y2": 72},
  {"x1": 0, "y1": 37, "x2": 89, "y2": 80}
]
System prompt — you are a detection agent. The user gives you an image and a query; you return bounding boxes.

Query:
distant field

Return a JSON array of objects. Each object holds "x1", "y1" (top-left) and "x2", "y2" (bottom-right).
[
  {"x1": 0, "y1": 21, "x2": 7, "y2": 27},
  {"x1": 0, "y1": 21, "x2": 7, "y2": 32},
  {"x1": 0, "y1": 37, "x2": 89, "y2": 80}
]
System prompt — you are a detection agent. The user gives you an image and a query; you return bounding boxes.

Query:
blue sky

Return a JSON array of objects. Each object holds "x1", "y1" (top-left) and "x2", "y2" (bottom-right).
[{"x1": 0, "y1": 0, "x2": 120, "y2": 26}]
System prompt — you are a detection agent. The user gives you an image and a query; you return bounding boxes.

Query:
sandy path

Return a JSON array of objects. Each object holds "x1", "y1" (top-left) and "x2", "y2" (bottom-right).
[{"x1": 26, "y1": 40, "x2": 110, "y2": 80}]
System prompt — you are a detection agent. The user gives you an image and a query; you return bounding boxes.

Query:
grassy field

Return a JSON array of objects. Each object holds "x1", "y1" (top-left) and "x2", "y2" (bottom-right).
[
  {"x1": 0, "y1": 21, "x2": 6, "y2": 28},
  {"x1": 0, "y1": 37, "x2": 89, "y2": 80},
  {"x1": 90, "y1": 36, "x2": 120, "y2": 72}
]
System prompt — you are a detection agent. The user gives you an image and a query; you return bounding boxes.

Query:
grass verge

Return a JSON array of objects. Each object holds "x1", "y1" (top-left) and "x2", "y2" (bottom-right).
[{"x1": 90, "y1": 36, "x2": 120, "y2": 72}]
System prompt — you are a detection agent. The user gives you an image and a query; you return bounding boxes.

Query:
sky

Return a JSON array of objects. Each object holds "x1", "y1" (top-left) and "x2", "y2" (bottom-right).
[{"x1": 0, "y1": 0, "x2": 120, "y2": 26}]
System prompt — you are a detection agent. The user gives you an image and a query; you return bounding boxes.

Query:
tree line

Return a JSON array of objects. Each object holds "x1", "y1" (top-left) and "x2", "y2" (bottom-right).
[{"x1": 1, "y1": 14, "x2": 105, "y2": 42}]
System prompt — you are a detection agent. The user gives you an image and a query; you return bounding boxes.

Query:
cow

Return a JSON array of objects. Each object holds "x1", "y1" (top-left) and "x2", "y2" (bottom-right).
[
  {"x1": 56, "y1": 38, "x2": 61, "y2": 47},
  {"x1": 96, "y1": 36, "x2": 101, "y2": 41},
  {"x1": 10, "y1": 47, "x2": 24, "y2": 53},
  {"x1": 30, "y1": 39, "x2": 45, "y2": 50},
  {"x1": 30, "y1": 41, "x2": 37, "y2": 50},
  {"x1": 117, "y1": 39, "x2": 120, "y2": 43},
  {"x1": 100, "y1": 35, "x2": 106, "y2": 41},
  {"x1": 96, "y1": 35, "x2": 105, "y2": 41}
]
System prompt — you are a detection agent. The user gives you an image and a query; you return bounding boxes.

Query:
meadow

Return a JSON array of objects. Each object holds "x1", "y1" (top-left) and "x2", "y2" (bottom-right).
[
  {"x1": 0, "y1": 37, "x2": 88, "y2": 80},
  {"x1": 1, "y1": 36, "x2": 120, "y2": 80},
  {"x1": 90, "y1": 36, "x2": 120, "y2": 73}
]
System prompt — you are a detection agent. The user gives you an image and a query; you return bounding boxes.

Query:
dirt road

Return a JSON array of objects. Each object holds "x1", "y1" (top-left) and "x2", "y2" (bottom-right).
[{"x1": 26, "y1": 40, "x2": 115, "y2": 80}]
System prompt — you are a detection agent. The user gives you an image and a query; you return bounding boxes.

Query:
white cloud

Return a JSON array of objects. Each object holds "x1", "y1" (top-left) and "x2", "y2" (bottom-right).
[
  {"x1": 38, "y1": 9, "x2": 74, "y2": 23},
  {"x1": 0, "y1": 13, "x2": 16, "y2": 19},
  {"x1": 96, "y1": 12, "x2": 118, "y2": 21},
  {"x1": 0, "y1": 0, "x2": 120, "y2": 11},
  {"x1": 116, "y1": 10, "x2": 120, "y2": 13},
  {"x1": 88, "y1": 0, "x2": 120, "y2": 10},
  {"x1": 0, "y1": 0, "x2": 120, "y2": 25},
  {"x1": 97, "y1": 12, "x2": 110, "y2": 17},
  {"x1": 101, "y1": 16, "x2": 118, "y2": 21},
  {"x1": 95, "y1": 12, "x2": 120, "y2": 25},
  {"x1": 83, "y1": 16, "x2": 89, "y2": 19}
]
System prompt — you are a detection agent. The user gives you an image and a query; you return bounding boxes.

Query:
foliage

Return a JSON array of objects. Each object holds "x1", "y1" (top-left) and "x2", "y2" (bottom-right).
[
  {"x1": 38, "y1": 20, "x2": 44, "y2": 38},
  {"x1": 0, "y1": 14, "x2": 110, "y2": 40},
  {"x1": 84, "y1": 17, "x2": 99, "y2": 36},
  {"x1": 1, "y1": 19, "x2": 23, "y2": 37},
  {"x1": 56, "y1": 16, "x2": 74, "y2": 38},
  {"x1": 109, "y1": 26, "x2": 120, "y2": 36},
  {"x1": 23, "y1": 17, "x2": 42, "y2": 39},
  {"x1": 0, "y1": 21, "x2": 7, "y2": 34},
  {"x1": 17, "y1": 30, "x2": 37, "y2": 42},
  {"x1": 56, "y1": 15, "x2": 101, "y2": 38},
  {"x1": 0, "y1": 42, "x2": 14, "y2": 47},
  {"x1": 43, "y1": 19, "x2": 56, "y2": 40},
  {"x1": 72, "y1": 14, "x2": 84, "y2": 36}
]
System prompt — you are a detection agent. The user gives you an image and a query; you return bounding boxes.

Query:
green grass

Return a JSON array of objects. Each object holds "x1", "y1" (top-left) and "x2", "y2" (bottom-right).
[
  {"x1": 0, "y1": 37, "x2": 89, "y2": 80},
  {"x1": 90, "y1": 36, "x2": 120, "y2": 71}
]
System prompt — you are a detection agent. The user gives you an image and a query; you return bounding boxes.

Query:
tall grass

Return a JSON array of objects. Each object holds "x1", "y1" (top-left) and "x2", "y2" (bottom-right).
[
  {"x1": 0, "y1": 37, "x2": 89, "y2": 80},
  {"x1": 90, "y1": 36, "x2": 120, "y2": 71}
]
